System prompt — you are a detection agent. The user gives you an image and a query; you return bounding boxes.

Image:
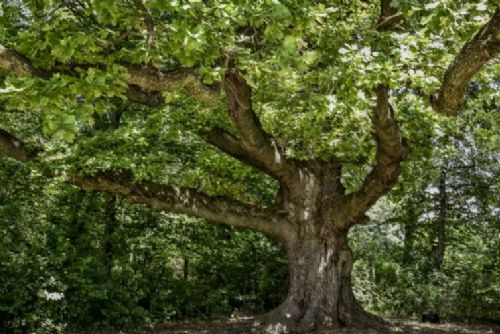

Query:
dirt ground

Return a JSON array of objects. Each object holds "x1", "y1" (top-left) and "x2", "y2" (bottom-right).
[{"x1": 143, "y1": 317, "x2": 500, "y2": 334}]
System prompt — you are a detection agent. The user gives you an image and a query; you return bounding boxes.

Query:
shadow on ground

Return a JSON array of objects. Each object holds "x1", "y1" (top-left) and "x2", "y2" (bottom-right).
[{"x1": 145, "y1": 317, "x2": 500, "y2": 334}]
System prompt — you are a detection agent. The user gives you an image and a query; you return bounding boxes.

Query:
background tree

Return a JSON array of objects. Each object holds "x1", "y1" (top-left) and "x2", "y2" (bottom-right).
[{"x1": 0, "y1": 0, "x2": 499, "y2": 332}]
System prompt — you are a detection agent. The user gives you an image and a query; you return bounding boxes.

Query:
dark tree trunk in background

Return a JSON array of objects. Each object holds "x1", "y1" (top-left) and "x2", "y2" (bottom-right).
[
  {"x1": 434, "y1": 167, "x2": 448, "y2": 271},
  {"x1": 102, "y1": 110, "x2": 122, "y2": 275},
  {"x1": 183, "y1": 257, "x2": 189, "y2": 280},
  {"x1": 102, "y1": 194, "x2": 117, "y2": 274},
  {"x1": 403, "y1": 206, "x2": 417, "y2": 266}
]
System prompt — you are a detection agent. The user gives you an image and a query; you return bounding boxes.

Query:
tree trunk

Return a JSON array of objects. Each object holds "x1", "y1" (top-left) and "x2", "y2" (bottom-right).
[{"x1": 261, "y1": 228, "x2": 385, "y2": 333}]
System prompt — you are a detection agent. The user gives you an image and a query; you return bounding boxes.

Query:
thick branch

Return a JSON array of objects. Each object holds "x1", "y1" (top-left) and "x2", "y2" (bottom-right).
[
  {"x1": 0, "y1": 44, "x2": 51, "y2": 78},
  {"x1": 69, "y1": 171, "x2": 290, "y2": 241},
  {"x1": 336, "y1": 2, "x2": 408, "y2": 227},
  {"x1": 0, "y1": 44, "x2": 219, "y2": 107},
  {"x1": 432, "y1": 9, "x2": 500, "y2": 116},
  {"x1": 0, "y1": 127, "x2": 289, "y2": 240},
  {"x1": 224, "y1": 70, "x2": 298, "y2": 185},
  {"x1": 0, "y1": 128, "x2": 37, "y2": 162},
  {"x1": 342, "y1": 86, "x2": 408, "y2": 226},
  {"x1": 124, "y1": 64, "x2": 219, "y2": 106}
]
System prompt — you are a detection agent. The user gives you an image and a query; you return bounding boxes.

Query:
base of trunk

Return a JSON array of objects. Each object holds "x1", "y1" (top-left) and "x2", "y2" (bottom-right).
[
  {"x1": 257, "y1": 233, "x2": 387, "y2": 333},
  {"x1": 259, "y1": 302, "x2": 387, "y2": 333}
]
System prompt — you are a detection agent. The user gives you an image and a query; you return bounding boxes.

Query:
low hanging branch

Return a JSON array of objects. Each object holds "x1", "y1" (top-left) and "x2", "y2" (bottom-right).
[
  {"x1": 432, "y1": 9, "x2": 500, "y2": 116},
  {"x1": 0, "y1": 127, "x2": 290, "y2": 240},
  {"x1": 70, "y1": 171, "x2": 291, "y2": 240}
]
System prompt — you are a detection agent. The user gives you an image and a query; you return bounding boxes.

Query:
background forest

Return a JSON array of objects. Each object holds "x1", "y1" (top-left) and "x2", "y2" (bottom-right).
[{"x1": 1, "y1": 101, "x2": 499, "y2": 333}]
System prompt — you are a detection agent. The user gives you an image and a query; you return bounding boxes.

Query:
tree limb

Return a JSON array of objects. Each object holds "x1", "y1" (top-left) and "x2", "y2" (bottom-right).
[
  {"x1": 341, "y1": 86, "x2": 409, "y2": 226},
  {"x1": 0, "y1": 44, "x2": 220, "y2": 107},
  {"x1": 125, "y1": 84, "x2": 165, "y2": 107},
  {"x1": 432, "y1": 8, "x2": 500, "y2": 116},
  {"x1": 124, "y1": 64, "x2": 220, "y2": 106},
  {"x1": 69, "y1": 171, "x2": 291, "y2": 241},
  {"x1": 0, "y1": 128, "x2": 290, "y2": 241},
  {"x1": 223, "y1": 69, "x2": 299, "y2": 186},
  {"x1": 0, "y1": 127, "x2": 291, "y2": 241},
  {"x1": 0, "y1": 44, "x2": 51, "y2": 78}
]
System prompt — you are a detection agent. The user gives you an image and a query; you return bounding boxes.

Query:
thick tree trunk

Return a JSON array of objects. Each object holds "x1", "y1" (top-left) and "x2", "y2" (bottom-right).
[{"x1": 261, "y1": 229, "x2": 385, "y2": 333}]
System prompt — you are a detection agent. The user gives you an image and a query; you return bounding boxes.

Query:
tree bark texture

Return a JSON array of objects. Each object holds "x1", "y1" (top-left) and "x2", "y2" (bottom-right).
[{"x1": 262, "y1": 230, "x2": 384, "y2": 333}]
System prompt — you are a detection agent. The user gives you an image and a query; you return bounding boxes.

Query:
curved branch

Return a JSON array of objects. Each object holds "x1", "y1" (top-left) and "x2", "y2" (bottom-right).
[
  {"x1": 341, "y1": 86, "x2": 408, "y2": 226},
  {"x1": 223, "y1": 70, "x2": 299, "y2": 185},
  {"x1": 0, "y1": 44, "x2": 51, "y2": 78},
  {"x1": 432, "y1": 9, "x2": 500, "y2": 116},
  {"x1": 69, "y1": 171, "x2": 291, "y2": 241},
  {"x1": 0, "y1": 44, "x2": 220, "y2": 107}
]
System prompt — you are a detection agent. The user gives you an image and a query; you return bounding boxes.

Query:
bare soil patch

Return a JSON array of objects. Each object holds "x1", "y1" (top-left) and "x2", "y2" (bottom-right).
[{"x1": 142, "y1": 317, "x2": 500, "y2": 334}]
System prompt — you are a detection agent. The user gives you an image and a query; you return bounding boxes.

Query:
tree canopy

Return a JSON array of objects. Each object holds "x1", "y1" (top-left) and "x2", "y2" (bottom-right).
[{"x1": 0, "y1": 0, "x2": 498, "y2": 333}]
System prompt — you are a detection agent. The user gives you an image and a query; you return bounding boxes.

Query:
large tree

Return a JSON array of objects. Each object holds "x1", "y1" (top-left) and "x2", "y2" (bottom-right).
[{"x1": 0, "y1": 0, "x2": 498, "y2": 332}]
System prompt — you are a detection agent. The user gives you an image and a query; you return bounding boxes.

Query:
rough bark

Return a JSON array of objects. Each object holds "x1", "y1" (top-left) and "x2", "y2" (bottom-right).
[
  {"x1": 202, "y1": 127, "x2": 272, "y2": 172},
  {"x1": 260, "y1": 227, "x2": 385, "y2": 333},
  {"x1": 223, "y1": 69, "x2": 301, "y2": 188},
  {"x1": 70, "y1": 171, "x2": 292, "y2": 242}
]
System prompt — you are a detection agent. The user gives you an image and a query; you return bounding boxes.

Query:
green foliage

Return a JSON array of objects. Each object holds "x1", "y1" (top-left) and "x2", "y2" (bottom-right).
[
  {"x1": 0, "y1": 158, "x2": 287, "y2": 333},
  {"x1": 351, "y1": 103, "x2": 500, "y2": 320}
]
